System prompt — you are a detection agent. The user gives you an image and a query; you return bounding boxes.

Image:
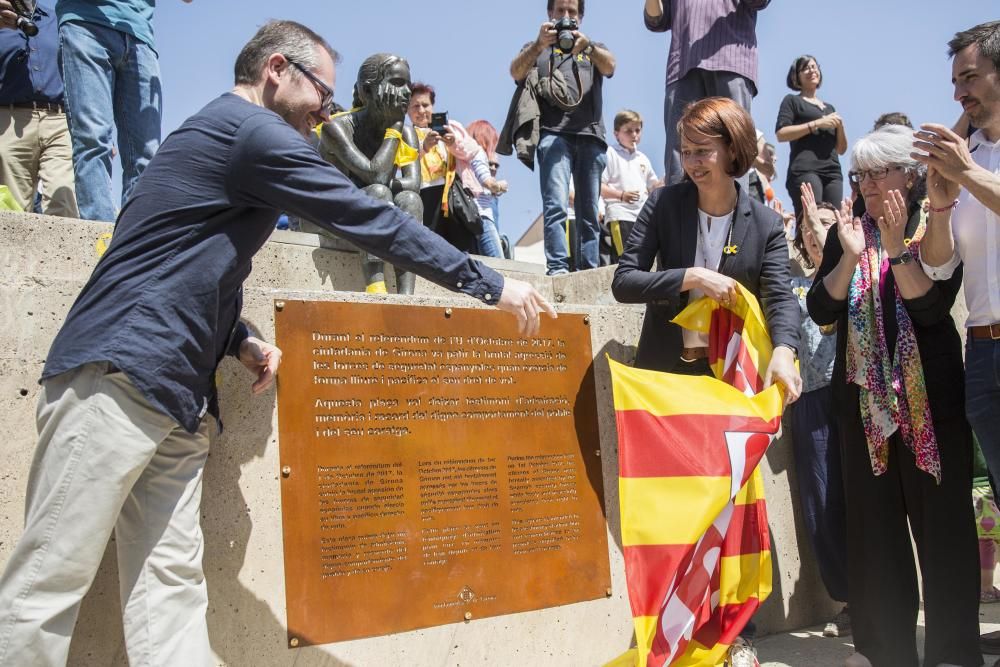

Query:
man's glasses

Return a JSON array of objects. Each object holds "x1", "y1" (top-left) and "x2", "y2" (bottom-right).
[
  {"x1": 284, "y1": 56, "x2": 334, "y2": 112},
  {"x1": 848, "y1": 165, "x2": 902, "y2": 186}
]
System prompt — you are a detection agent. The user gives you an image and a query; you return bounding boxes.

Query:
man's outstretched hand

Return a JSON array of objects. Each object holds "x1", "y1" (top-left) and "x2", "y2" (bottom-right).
[
  {"x1": 496, "y1": 278, "x2": 557, "y2": 337},
  {"x1": 239, "y1": 336, "x2": 283, "y2": 394}
]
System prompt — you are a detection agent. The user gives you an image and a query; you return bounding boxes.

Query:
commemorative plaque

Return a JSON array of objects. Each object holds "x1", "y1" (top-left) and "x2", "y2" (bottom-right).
[{"x1": 273, "y1": 300, "x2": 610, "y2": 647}]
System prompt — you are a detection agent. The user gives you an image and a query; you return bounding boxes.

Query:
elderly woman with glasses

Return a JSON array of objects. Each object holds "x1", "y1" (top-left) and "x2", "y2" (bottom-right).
[{"x1": 807, "y1": 124, "x2": 981, "y2": 667}]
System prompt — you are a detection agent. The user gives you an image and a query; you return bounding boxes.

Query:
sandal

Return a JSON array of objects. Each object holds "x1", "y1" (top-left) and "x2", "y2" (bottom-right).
[{"x1": 981, "y1": 586, "x2": 1000, "y2": 603}]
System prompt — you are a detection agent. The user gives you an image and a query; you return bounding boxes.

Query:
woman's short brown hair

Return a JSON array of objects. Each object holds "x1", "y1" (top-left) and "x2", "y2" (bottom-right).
[{"x1": 677, "y1": 97, "x2": 758, "y2": 178}]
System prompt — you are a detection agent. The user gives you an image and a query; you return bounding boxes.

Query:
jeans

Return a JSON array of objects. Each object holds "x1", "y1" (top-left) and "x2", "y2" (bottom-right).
[
  {"x1": 59, "y1": 20, "x2": 162, "y2": 222},
  {"x1": 476, "y1": 215, "x2": 503, "y2": 258},
  {"x1": 789, "y1": 386, "x2": 849, "y2": 602},
  {"x1": 0, "y1": 363, "x2": 213, "y2": 666},
  {"x1": 537, "y1": 131, "x2": 606, "y2": 275},
  {"x1": 968, "y1": 338, "x2": 1000, "y2": 486}
]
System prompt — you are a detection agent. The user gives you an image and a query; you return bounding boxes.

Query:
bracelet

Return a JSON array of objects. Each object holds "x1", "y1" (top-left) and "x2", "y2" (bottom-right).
[
  {"x1": 927, "y1": 199, "x2": 959, "y2": 213},
  {"x1": 620, "y1": 192, "x2": 625, "y2": 202}
]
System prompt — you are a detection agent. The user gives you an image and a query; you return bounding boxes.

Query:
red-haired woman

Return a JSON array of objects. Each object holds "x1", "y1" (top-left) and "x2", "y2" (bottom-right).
[
  {"x1": 407, "y1": 83, "x2": 506, "y2": 255},
  {"x1": 466, "y1": 119, "x2": 507, "y2": 257},
  {"x1": 612, "y1": 96, "x2": 802, "y2": 665},
  {"x1": 613, "y1": 96, "x2": 801, "y2": 393}
]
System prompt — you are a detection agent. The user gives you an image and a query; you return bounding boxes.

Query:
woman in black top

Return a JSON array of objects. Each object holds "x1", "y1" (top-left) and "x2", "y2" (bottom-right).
[{"x1": 776, "y1": 55, "x2": 847, "y2": 220}]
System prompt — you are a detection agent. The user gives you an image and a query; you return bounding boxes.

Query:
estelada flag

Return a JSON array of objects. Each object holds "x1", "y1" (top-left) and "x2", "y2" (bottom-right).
[{"x1": 607, "y1": 283, "x2": 784, "y2": 667}]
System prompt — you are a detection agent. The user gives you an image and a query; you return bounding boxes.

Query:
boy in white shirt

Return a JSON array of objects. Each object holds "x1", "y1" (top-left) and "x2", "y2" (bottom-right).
[{"x1": 601, "y1": 109, "x2": 661, "y2": 262}]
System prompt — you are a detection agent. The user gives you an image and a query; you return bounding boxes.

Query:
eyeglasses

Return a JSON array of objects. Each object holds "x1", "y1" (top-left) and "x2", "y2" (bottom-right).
[
  {"x1": 848, "y1": 165, "x2": 902, "y2": 186},
  {"x1": 284, "y1": 56, "x2": 334, "y2": 112}
]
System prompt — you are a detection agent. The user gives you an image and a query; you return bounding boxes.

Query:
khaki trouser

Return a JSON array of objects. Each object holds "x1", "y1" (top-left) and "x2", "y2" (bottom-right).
[
  {"x1": 0, "y1": 362, "x2": 213, "y2": 666},
  {"x1": 0, "y1": 107, "x2": 78, "y2": 217}
]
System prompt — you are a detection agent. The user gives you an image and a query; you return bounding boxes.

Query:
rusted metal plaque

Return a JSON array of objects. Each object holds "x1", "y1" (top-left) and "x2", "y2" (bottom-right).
[{"x1": 273, "y1": 300, "x2": 609, "y2": 647}]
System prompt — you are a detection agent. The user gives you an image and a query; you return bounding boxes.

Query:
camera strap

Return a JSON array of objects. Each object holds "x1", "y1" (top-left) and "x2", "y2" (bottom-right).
[{"x1": 537, "y1": 49, "x2": 584, "y2": 112}]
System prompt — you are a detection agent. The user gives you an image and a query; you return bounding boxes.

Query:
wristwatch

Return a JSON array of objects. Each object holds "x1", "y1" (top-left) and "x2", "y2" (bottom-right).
[
  {"x1": 582, "y1": 44, "x2": 594, "y2": 56},
  {"x1": 888, "y1": 250, "x2": 913, "y2": 266}
]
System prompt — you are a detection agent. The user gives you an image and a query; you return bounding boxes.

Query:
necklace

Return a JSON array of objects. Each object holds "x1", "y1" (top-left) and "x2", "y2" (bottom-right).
[{"x1": 697, "y1": 211, "x2": 738, "y2": 267}]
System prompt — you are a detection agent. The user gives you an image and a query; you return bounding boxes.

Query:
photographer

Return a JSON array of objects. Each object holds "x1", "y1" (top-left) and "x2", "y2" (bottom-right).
[{"x1": 509, "y1": 0, "x2": 615, "y2": 276}]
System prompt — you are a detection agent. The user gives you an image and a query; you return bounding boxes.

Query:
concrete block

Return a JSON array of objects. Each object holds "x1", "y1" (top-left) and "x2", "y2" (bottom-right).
[{"x1": 0, "y1": 212, "x2": 842, "y2": 666}]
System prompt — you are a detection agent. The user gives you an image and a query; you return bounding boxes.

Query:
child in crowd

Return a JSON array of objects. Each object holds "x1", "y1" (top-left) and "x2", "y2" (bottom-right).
[
  {"x1": 973, "y1": 435, "x2": 1000, "y2": 602},
  {"x1": 600, "y1": 110, "x2": 660, "y2": 263}
]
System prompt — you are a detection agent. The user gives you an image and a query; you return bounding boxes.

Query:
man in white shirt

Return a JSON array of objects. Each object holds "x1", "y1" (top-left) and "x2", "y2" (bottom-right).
[{"x1": 917, "y1": 20, "x2": 1000, "y2": 484}]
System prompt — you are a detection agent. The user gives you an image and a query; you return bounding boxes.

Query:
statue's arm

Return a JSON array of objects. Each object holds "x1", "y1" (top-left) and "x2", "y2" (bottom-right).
[{"x1": 321, "y1": 119, "x2": 397, "y2": 187}]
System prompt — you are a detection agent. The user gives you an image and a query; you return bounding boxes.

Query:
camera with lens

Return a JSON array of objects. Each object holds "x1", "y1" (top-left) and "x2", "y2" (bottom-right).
[{"x1": 552, "y1": 16, "x2": 578, "y2": 52}]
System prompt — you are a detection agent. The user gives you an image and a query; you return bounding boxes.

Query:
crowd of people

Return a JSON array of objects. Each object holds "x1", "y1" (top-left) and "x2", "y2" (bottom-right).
[{"x1": 1, "y1": 2, "x2": 999, "y2": 667}]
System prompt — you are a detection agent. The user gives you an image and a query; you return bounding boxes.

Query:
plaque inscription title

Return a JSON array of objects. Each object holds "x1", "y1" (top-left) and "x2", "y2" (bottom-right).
[{"x1": 274, "y1": 301, "x2": 610, "y2": 647}]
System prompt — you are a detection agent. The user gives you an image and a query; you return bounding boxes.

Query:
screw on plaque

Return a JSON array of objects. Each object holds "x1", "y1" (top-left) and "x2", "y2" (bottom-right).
[
  {"x1": 289, "y1": 637, "x2": 299, "y2": 647},
  {"x1": 444, "y1": 308, "x2": 453, "y2": 318},
  {"x1": 464, "y1": 611, "x2": 473, "y2": 621},
  {"x1": 281, "y1": 465, "x2": 292, "y2": 477},
  {"x1": 606, "y1": 587, "x2": 613, "y2": 597},
  {"x1": 275, "y1": 301, "x2": 285, "y2": 311},
  {"x1": 595, "y1": 450, "x2": 601, "y2": 457},
  {"x1": 583, "y1": 316, "x2": 590, "y2": 325}
]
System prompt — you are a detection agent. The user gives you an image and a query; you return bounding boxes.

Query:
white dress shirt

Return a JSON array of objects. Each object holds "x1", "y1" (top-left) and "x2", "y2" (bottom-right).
[
  {"x1": 683, "y1": 208, "x2": 733, "y2": 349},
  {"x1": 920, "y1": 129, "x2": 1000, "y2": 327}
]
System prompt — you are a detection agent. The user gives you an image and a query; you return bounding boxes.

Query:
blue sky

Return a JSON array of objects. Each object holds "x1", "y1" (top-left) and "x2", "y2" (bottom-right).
[{"x1": 145, "y1": 0, "x2": 994, "y2": 245}]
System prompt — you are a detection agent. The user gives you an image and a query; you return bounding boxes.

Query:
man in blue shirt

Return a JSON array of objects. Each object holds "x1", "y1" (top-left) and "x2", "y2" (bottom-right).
[
  {"x1": 0, "y1": 0, "x2": 77, "y2": 216},
  {"x1": 0, "y1": 19, "x2": 555, "y2": 666},
  {"x1": 55, "y1": 0, "x2": 192, "y2": 222}
]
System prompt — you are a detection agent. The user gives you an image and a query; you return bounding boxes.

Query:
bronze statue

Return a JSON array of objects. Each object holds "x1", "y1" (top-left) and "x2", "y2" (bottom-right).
[{"x1": 319, "y1": 53, "x2": 422, "y2": 294}]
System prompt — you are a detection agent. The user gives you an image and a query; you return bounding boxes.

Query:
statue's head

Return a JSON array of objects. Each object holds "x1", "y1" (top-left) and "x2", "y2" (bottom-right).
[{"x1": 352, "y1": 53, "x2": 412, "y2": 120}]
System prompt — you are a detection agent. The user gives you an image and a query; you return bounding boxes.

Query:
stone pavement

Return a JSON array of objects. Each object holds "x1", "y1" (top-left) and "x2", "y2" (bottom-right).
[{"x1": 757, "y1": 602, "x2": 1000, "y2": 666}]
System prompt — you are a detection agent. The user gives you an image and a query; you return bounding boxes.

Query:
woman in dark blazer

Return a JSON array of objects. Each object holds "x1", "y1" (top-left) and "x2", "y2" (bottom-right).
[
  {"x1": 612, "y1": 97, "x2": 801, "y2": 402},
  {"x1": 807, "y1": 125, "x2": 980, "y2": 667}
]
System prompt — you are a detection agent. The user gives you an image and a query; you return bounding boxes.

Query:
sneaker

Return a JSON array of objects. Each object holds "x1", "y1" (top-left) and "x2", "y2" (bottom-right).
[
  {"x1": 725, "y1": 637, "x2": 759, "y2": 667},
  {"x1": 823, "y1": 606, "x2": 852, "y2": 637}
]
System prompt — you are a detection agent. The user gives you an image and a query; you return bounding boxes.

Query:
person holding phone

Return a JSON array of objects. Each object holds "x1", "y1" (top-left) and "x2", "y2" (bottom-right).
[{"x1": 407, "y1": 82, "x2": 505, "y2": 254}]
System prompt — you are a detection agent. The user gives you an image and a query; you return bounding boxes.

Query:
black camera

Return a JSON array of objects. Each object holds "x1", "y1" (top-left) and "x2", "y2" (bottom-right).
[
  {"x1": 9, "y1": 0, "x2": 38, "y2": 37},
  {"x1": 552, "y1": 17, "x2": 578, "y2": 52}
]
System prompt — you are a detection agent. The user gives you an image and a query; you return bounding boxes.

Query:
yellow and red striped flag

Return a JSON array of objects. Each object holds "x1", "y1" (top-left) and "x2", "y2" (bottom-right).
[{"x1": 607, "y1": 284, "x2": 783, "y2": 667}]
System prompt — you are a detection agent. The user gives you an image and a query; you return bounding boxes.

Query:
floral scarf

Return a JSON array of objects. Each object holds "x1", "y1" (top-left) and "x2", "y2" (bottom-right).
[{"x1": 844, "y1": 209, "x2": 941, "y2": 482}]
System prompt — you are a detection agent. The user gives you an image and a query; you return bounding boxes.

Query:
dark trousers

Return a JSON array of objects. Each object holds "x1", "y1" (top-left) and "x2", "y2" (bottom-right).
[
  {"x1": 663, "y1": 68, "x2": 754, "y2": 187},
  {"x1": 789, "y1": 386, "x2": 848, "y2": 602},
  {"x1": 786, "y1": 172, "x2": 843, "y2": 221},
  {"x1": 840, "y1": 412, "x2": 981, "y2": 667}
]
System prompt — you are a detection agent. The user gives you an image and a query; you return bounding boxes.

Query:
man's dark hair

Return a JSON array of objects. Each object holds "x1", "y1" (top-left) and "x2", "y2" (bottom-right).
[
  {"x1": 948, "y1": 21, "x2": 1000, "y2": 70},
  {"x1": 872, "y1": 112, "x2": 913, "y2": 131},
  {"x1": 234, "y1": 20, "x2": 340, "y2": 86},
  {"x1": 547, "y1": 0, "x2": 584, "y2": 16},
  {"x1": 786, "y1": 55, "x2": 821, "y2": 91}
]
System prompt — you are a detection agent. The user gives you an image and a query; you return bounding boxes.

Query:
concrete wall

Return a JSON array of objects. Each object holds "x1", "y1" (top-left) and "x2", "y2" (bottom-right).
[{"x1": 0, "y1": 212, "x2": 839, "y2": 666}]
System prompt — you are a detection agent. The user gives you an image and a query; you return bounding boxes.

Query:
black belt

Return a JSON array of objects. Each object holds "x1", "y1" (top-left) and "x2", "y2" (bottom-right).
[{"x1": 6, "y1": 101, "x2": 64, "y2": 113}]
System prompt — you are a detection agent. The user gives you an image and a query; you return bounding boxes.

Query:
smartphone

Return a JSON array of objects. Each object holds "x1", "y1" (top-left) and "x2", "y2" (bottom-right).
[{"x1": 430, "y1": 111, "x2": 449, "y2": 135}]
